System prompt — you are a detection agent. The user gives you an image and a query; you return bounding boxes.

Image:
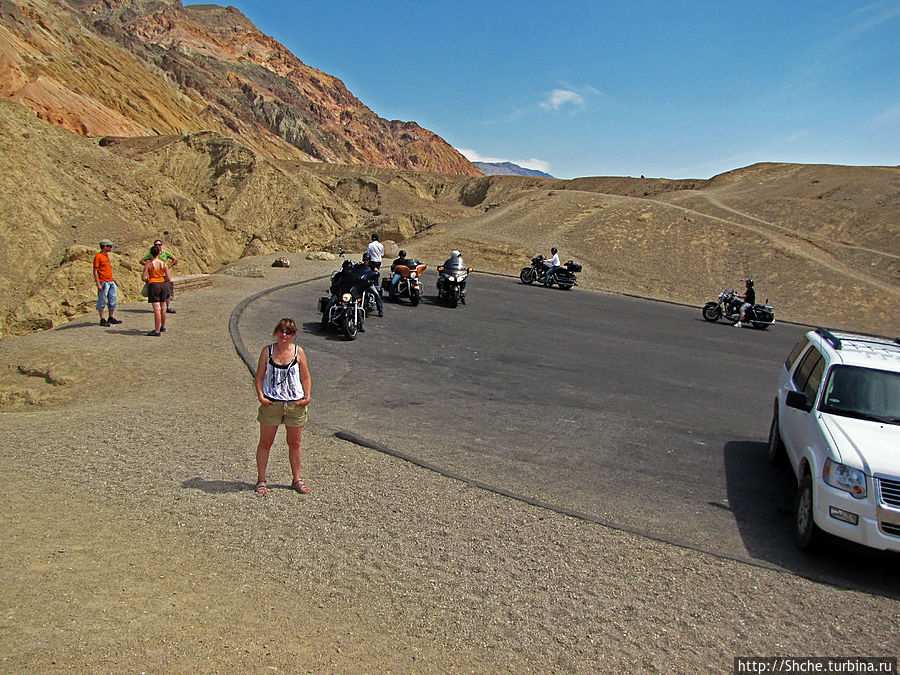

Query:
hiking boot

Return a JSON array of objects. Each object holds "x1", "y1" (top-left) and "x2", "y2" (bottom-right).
[
  {"x1": 107, "y1": 317, "x2": 122, "y2": 324},
  {"x1": 99, "y1": 318, "x2": 109, "y2": 327},
  {"x1": 166, "y1": 307, "x2": 175, "y2": 314}
]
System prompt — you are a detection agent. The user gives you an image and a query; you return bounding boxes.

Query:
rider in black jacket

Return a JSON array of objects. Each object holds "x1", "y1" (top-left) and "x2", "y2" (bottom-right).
[{"x1": 734, "y1": 278, "x2": 756, "y2": 328}]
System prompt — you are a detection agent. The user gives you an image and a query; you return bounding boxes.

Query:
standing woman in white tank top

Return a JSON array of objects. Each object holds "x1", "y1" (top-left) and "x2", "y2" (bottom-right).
[{"x1": 254, "y1": 317, "x2": 312, "y2": 494}]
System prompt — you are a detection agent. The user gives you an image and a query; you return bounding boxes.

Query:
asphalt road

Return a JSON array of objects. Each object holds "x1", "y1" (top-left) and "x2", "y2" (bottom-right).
[{"x1": 238, "y1": 272, "x2": 899, "y2": 597}]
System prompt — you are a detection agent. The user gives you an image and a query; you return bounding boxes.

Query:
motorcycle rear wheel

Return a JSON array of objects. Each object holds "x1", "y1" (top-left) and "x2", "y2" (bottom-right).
[
  {"x1": 340, "y1": 314, "x2": 358, "y2": 340},
  {"x1": 702, "y1": 303, "x2": 721, "y2": 322},
  {"x1": 520, "y1": 268, "x2": 535, "y2": 284},
  {"x1": 557, "y1": 280, "x2": 573, "y2": 290}
]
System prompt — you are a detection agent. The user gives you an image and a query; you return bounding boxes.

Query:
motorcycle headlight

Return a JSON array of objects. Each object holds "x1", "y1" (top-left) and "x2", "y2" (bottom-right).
[
  {"x1": 823, "y1": 457, "x2": 867, "y2": 499},
  {"x1": 410, "y1": 272, "x2": 417, "y2": 279},
  {"x1": 341, "y1": 293, "x2": 352, "y2": 302}
]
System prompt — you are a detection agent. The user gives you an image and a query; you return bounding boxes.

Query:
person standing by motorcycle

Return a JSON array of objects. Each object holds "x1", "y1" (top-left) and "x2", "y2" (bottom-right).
[
  {"x1": 734, "y1": 278, "x2": 756, "y2": 328},
  {"x1": 365, "y1": 233, "x2": 384, "y2": 272},
  {"x1": 544, "y1": 247, "x2": 562, "y2": 285},
  {"x1": 388, "y1": 249, "x2": 414, "y2": 301}
]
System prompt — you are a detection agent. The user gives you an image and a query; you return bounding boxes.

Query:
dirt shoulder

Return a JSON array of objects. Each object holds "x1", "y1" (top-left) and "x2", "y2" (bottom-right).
[{"x1": 0, "y1": 256, "x2": 896, "y2": 673}]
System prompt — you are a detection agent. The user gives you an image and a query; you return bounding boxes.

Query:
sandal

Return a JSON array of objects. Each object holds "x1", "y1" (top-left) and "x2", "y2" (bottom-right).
[
  {"x1": 291, "y1": 479, "x2": 310, "y2": 494},
  {"x1": 254, "y1": 480, "x2": 268, "y2": 495}
]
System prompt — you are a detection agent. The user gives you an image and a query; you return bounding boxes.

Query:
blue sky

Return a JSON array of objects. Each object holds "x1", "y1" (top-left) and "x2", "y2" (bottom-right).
[{"x1": 185, "y1": 0, "x2": 900, "y2": 179}]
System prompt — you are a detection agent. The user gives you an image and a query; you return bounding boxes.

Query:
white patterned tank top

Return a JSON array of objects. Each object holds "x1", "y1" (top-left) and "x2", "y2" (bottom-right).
[{"x1": 262, "y1": 344, "x2": 304, "y2": 402}]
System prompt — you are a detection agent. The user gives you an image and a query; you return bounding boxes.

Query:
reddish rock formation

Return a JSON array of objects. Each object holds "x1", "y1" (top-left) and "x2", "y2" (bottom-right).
[{"x1": 0, "y1": 0, "x2": 481, "y2": 175}]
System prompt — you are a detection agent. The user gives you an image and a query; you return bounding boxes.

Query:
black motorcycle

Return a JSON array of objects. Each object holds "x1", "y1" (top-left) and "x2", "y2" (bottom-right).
[
  {"x1": 319, "y1": 290, "x2": 364, "y2": 340},
  {"x1": 702, "y1": 289, "x2": 775, "y2": 329},
  {"x1": 519, "y1": 255, "x2": 580, "y2": 290},
  {"x1": 436, "y1": 264, "x2": 471, "y2": 307},
  {"x1": 319, "y1": 264, "x2": 377, "y2": 340}
]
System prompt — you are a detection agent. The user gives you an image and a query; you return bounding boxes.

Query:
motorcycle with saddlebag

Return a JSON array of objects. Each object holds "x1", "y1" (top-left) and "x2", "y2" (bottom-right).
[
  {"x1": 519, "y1": 254, "x2": 580, "y2": 290},
  {"x1": 702, "y1": 288, "x2": 775, "y2": 329}
]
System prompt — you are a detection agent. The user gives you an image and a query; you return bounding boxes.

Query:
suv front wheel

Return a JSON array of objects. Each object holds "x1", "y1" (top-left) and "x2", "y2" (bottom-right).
[
  {"x1": 794, "y1": 473, "x2": 821, "y2": 551},
  {"x1": 767, "y1": 408, "x2": 786, "y2": 465}
]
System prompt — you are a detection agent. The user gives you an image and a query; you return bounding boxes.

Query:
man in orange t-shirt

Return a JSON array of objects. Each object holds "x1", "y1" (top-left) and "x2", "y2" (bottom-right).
[{"x1": 93, "y1": 239, "x2": 121, "y2": 327}]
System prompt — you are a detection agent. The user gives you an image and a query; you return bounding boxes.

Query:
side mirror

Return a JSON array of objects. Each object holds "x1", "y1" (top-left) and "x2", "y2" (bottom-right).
[
  {"x1": 786, "y1": 390, "x2": 813, "y2": 412},
  {"x1": 467, "y1": 267, "x2": 473, "y2": 273}
]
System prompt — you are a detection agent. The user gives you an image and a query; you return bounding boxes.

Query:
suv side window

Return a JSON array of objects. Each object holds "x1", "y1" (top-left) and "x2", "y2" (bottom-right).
[
  {"x1": 785, "y1": 336, "x2": 810, "y2": 371},
  {"x1": 804, "y1": 357, "x2": 826, "y2": 403},
  {"x1": 792, "y1": 347, "x2": 824, "y2": 402}
]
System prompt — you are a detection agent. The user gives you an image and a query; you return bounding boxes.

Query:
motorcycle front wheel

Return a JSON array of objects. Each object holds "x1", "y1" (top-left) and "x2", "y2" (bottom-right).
[
  {"x1": 448, "y1": 287, "x2": 459, "y2": 308},
  {"x1": 340, "y1": 313, "x2": 358, "y2": 340},
  {"x1": 520, "y1": 268, "x2": 535, "y2": 284},
  {"x1": 410, "y1": 289, "x2": 420, "y2": 307},
  {"x1": 701, "y1": 303, "x2": 721, "y2": 322}
]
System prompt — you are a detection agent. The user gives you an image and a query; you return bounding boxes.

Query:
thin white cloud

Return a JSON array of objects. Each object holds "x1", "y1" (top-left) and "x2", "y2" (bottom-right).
[
  {"x1": 871, "y1": 102, "x2": 900, "y2": 125},
  {"x1": 838, "y1": 1, "x2": 900, "y2": 43},
  {"x1": 787, "y1": 129, "x2": 810, "y2": 143},
  {"x1": 540, "y1": 89, "x2": 584, "y2": 111}
]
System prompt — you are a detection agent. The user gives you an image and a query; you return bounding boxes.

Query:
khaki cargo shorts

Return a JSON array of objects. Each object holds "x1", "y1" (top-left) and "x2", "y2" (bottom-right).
[{"x1": 257, "y1": 400, "x2": 308, "y2": 427}]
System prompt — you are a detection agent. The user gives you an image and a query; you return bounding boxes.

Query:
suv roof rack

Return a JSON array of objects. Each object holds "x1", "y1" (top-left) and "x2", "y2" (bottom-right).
[
  {"x1": 816, "y1": 327, "x2": 900, "y2": 355},
  {"x1": 815, "y1": 327, "x2": 842, "y2": 349}
]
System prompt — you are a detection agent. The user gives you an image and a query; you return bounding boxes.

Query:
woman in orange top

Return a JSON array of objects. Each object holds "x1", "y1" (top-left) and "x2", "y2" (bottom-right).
[{"x1": 141, "y1": 244, "x2": 171, "y2": 336}]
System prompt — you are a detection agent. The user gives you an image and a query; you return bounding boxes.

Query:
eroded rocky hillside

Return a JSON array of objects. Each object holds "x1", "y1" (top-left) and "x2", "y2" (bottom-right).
[{"x1": 1, "y1": 0, "x2": 480, "y2": 174}]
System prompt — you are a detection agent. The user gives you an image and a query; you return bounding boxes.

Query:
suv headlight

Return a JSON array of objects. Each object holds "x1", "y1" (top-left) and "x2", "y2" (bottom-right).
[{"x1": 823, "y1": 458, "x2": 867, "y2": 499}]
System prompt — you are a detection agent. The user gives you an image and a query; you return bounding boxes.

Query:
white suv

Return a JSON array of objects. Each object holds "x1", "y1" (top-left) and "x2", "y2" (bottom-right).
[{"x1": 768, "y1": 328, "x2": 900, "y2": 551}]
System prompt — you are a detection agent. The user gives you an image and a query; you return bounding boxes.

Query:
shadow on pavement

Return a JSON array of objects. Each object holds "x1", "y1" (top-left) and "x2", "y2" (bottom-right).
[
  {"x1": 724, "y1": 440, "x2": 900, "y2": 598},
  {"x1": 182, "y1": 477, "x2": 251, "y2": 494}
]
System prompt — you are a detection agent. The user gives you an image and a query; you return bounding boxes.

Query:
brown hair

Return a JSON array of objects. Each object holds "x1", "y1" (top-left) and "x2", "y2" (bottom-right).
[
  {"x1": 273, "y1": 317, "x2": 297, "y2": 336},
  {"x1": 150, "y1": 245, "x2": 160, "y2": 258}
]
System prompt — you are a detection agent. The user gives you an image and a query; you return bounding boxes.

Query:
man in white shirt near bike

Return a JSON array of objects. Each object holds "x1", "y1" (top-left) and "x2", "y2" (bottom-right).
[
  {"x1": 365, "y1": 233, "x2": 384, "y2": 272},
  {"x1": 544, "y1": 247, "x2": 561, "y2": 284}
]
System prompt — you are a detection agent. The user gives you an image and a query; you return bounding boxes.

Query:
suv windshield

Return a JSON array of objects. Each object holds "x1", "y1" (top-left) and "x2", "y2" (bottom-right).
[{"x1": 819, "y1": 365, "x2": 900, "y2": 425}]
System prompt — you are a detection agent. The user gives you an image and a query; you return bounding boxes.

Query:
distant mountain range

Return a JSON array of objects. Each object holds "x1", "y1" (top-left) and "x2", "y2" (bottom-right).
[{"x1": 473, "y1": 162, "x2": 554, "y2": 178}]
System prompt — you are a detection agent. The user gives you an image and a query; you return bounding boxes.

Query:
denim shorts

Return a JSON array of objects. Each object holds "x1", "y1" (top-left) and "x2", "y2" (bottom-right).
[
  {"x1": 257, "y1": 400, "x2": 308, "y2": 427},
  {"x1": 96, "y1": 281, "x2": 117, "y2": 311}
]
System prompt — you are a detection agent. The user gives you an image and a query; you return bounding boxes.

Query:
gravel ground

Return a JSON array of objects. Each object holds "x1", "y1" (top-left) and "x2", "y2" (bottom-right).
[{"x1": 0, "y1": 255, "x2": 897, "y2": 673}]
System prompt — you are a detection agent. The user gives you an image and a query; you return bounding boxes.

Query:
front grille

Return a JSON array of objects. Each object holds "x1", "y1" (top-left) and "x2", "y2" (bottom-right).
[
  {"x1": 881, "y1": 522, "x2": 900, "y2": 537},
  {"x1": 878, "y1": 477, "x2": 900, "y2": 508}
]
